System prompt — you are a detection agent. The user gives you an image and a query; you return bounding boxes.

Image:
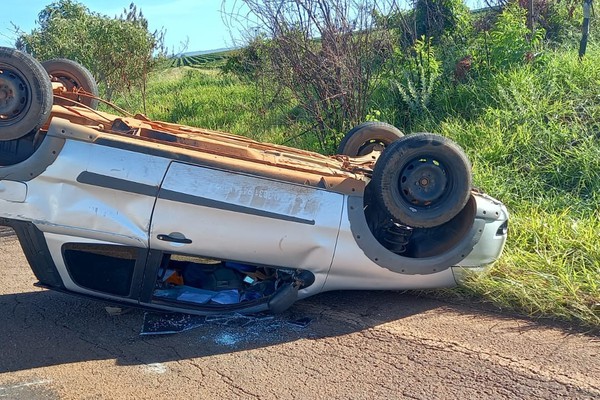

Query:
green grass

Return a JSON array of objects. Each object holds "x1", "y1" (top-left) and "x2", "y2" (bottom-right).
[
  {"x1": 113, "y1": 48, "x2": 600, "y2": 329},
  {"x1": 416, "y1": 49, "x2": 600, "y2": 328},
  {"x1": 462, "y1": 208, "x2": 599, "y2": 326},
  {"x1": 111, "y1": 67, "x2": 308, "y2": 144}
]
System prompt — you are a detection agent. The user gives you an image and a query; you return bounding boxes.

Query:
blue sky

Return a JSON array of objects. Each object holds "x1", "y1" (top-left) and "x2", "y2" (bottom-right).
[
  {"x1": 1, "y1": 0, "x2": 487, "y2": 54},
  {"x1": 0, "y1": 0, "x2": 237, "y2": 54}
]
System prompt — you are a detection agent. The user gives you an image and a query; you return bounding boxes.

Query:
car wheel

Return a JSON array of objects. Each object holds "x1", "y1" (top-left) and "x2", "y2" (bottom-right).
[
  {"x1": 42, "y1": 58, "x2": 99, "y2": 109},
  {"x1": 0, "y1": 47, "x2": 53, "y2": 141},
  {"x1": 371, "y1": 133, "x2": 472, "y2": 228},
  {"x1": 337, "y1": 121, "x2": 404, "y2": 156}
]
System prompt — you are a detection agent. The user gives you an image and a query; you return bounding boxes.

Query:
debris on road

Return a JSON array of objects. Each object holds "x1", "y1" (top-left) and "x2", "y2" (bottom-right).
[
  {"x1": 141, "y1": 312, "x2": 206, "y2": 335},
  {"x1": 140, "y1": 312, "x2": 312, "y2": 338}
]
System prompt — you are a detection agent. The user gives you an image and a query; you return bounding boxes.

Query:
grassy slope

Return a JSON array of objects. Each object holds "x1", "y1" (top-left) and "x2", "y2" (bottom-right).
[
  {"x1": 418, "y1": 50, "x2": 600, "y2": 327},
  {"x1": 114, "y1": 51, "x2": 599, "y2": 328},
  {"x1": 113, "y1": 67, "x2": 306, "y2": 145}
]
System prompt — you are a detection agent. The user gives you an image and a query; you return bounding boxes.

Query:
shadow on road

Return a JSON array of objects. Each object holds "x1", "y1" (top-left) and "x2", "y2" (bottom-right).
[{"x1": 0, "y1": 288, "x2": 443, "y2": 373}]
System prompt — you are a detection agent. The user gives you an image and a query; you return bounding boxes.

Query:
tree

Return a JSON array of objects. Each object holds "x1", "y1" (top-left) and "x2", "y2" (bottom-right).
[
  {"x1": 413, "y1": 0, "x2": 470, "y2": 42},
  {"x1": 16, "y1": 0, "x2": 166, "y2": 104},
  {"x1": 224, "y1": 0, "x2": 397, "y2": 152}
]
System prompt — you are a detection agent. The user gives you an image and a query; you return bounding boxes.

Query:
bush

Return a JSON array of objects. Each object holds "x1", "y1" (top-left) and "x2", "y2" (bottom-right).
[{"x1": 17, "y1": 0, "x2": 165, "y2": 102}]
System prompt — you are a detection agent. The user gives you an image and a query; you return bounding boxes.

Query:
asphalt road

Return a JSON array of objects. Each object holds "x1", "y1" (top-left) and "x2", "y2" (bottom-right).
[{"x1": 0, "y1": 231, "x2": 598, "y2": 399}]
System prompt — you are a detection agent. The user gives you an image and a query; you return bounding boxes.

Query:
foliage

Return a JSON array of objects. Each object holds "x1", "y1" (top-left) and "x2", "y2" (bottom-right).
[
  {"x1": 543, "y1": 0, "x2": 585, "y2": 45},
  {"x1": 369, "y1": 1, "x2": 474, "y2": 128},
  {"x1": 111, "y1": 67, "x2": 307, "y2": 146},
  {"x1": 392, "y1": 36, "x2": 441, "y2": 117},
  {"x1": 458, "y1": 208, "x2": 600, "y2": 328},
  {"x1": 16, "y1": 0, "x2": 166, "y2": 103},
  {"x1": 425, "y1": 49, "x2": 600, "y2": 328},
  {"x1": 167, "y1": 51, "x2": 232, "y2": 69},
  {"x1": 220, "y1": 39, "x2": 265, "y2": 79},
  {"x1": 414, "y1": 0, "x2": 472, "y2": 42},
  {"x1": 474, "y1": 3, "x2": 545, "y2": 71},
  {"x1": 224, "y1": 0, "x2": 398, "y2": 153}
]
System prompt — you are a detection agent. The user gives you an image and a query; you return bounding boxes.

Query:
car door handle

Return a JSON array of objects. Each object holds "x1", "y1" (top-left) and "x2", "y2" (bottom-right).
[{"x1": 157, "y1": 233, "x2": 192, "y2": 244}]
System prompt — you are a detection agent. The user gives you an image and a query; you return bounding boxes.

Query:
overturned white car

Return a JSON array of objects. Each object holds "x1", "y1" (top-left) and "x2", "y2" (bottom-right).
[{"x1": 0, "y1": 47, "x2": 508, "y2": 314}]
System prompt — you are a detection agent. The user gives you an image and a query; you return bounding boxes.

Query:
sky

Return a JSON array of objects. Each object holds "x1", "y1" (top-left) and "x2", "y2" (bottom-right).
[
  {"x1": 0, "y1": 0, "x2": 240, "y2": 54},
  {"x1": 0, "y1": 0, "x2": 488, "y2": 55}
]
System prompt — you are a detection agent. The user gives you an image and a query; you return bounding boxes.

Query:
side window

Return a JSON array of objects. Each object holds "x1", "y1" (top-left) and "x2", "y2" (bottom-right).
[
  {"x1": 62, "y1": 243, "x2": 142, "y2": 296},
  {"x1": 152, "y1": 253, "x2": 271, "y2": 305},
  {"x1": 150, "y1": 253, "x2": 314, "y2": 308}
]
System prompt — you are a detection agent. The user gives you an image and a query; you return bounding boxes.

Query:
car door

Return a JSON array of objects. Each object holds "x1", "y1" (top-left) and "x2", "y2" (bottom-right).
[{"x1": 144, "y1": 161, "x2": 344, "y2": 309}]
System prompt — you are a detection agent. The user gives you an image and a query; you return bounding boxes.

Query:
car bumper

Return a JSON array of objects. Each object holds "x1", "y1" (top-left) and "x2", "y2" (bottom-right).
[{"x1": 452, "y1": 193, "x2": 509, "y2": 283}]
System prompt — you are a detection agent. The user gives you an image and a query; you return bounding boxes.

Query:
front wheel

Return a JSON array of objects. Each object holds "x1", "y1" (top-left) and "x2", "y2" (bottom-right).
[
  {"x1": 371, "y1": 133, "x2": 472, "y2": 228},
  {"x1": 0, "y1": 47, "x2": 53, "y2": 141}
]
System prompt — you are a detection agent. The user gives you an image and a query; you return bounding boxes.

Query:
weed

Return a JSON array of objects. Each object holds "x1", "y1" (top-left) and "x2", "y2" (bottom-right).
[
  {"x1": 393, "y1": 36, "x2": 441, "y2": 116},
  {"x1": 422, "y1": 49, "x2": 600, "y2": 327}
]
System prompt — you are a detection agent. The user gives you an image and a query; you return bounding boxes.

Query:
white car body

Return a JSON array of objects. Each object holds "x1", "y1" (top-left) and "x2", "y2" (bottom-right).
[
  {"x1": 0, "y1": 49, "x2": 508, "y2": 315},
  {"x1": 0, "y1": 116, "x2": 508, "y2": 315}
]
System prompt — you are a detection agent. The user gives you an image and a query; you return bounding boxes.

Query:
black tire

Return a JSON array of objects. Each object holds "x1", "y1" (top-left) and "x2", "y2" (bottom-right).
[
  {"x1": 42, "y1": 58, "x2": 99, "y2": 109},
  {"x1": 371, "y1": 133, "x2": 472, "y2": 228},
  {"x1": 337, "y1": 121, "x2": 404, "y2": 156},
  {"x1": 0, "y1": 47, "x2": 53, "y2": 141}
]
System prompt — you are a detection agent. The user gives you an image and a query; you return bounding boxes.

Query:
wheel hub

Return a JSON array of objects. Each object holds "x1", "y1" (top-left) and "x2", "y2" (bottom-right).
[
  {"x1": 53, "y1": 74, "x2": 77, "y2": 92},
  {"x1": 50, "y1": 73, "x2": 83, "y2": 103},
  {"x1": 400, "y1": 158, "x2": 448, "y2": 206},
  {"x1": 358, "y1": 140, "x2": 386, "y2": 156},
  {"x1": 0, "y1": 70, "x2": 28, "y2": 121}
]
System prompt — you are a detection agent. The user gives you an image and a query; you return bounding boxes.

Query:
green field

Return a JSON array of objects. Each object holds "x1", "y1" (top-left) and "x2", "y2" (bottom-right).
[{"x1": 165, "y1": 50, "x2": 233, "y2": 69}]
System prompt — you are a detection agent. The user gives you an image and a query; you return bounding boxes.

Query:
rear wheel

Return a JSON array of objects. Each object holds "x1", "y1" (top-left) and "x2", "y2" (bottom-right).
[
  {"x1": 0, "y1": 47, "x2": 53, "y2": 141},
  {"x1": 337, "y1": 121, "x2": 404, "y2": 156},
  {"x1": 42, "y1": 58, "x2": 99, "y2": 109},
  {"x1": 371, "y1": 133, "x2": 472, "y2": 228}
]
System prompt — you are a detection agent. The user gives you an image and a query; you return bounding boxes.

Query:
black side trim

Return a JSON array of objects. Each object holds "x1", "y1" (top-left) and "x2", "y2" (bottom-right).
[
  {"x1": 76, "y1": 172, "x2": 315, "y2": 225},
  {"x1": 76, "y1": 171, "x2": 159, "y2": 197},
  {"x1": 159, "y1": 189, "x2": 316, "y2": 225},
  {"x1": 0, "y1": 219, "x2": 64, "y2": 288},
  {"x1": 96, "y1": 137, "x2": 199, "y2": 164}
]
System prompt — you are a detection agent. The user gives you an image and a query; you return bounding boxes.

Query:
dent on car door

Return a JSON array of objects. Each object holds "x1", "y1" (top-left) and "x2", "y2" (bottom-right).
[
  {"x1": 6, "y1": 128, "x2": 171, "y2": 245},
  {"x1": 144, "y1": 161, "x2": 344, "y2": 312},
  {"x1": 14, "y1": 133, "x2": 171, "y2": 300}
]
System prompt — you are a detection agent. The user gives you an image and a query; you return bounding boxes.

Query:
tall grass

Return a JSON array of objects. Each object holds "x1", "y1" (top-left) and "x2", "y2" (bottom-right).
[
  {"x1": 415, "y1": 49, "x2": 600, "y2": 328},
  {"x1": 463, "y1": 209, "x2": 599, "y2": 327},
  {"x1": 111, "y1": 67, "x2": 307, "y2": 145}
]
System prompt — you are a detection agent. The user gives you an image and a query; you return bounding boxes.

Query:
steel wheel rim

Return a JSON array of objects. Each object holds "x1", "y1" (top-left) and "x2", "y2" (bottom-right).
[
  {"x1": 399, "y1": 157, "x2": 449, "y2": 207},
  {"x1": 0, "y1": 68, "x2": 29, "y2": 123},
  {"x1": 357, "y1": 140, "x2": 386, "y2": 156}
]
